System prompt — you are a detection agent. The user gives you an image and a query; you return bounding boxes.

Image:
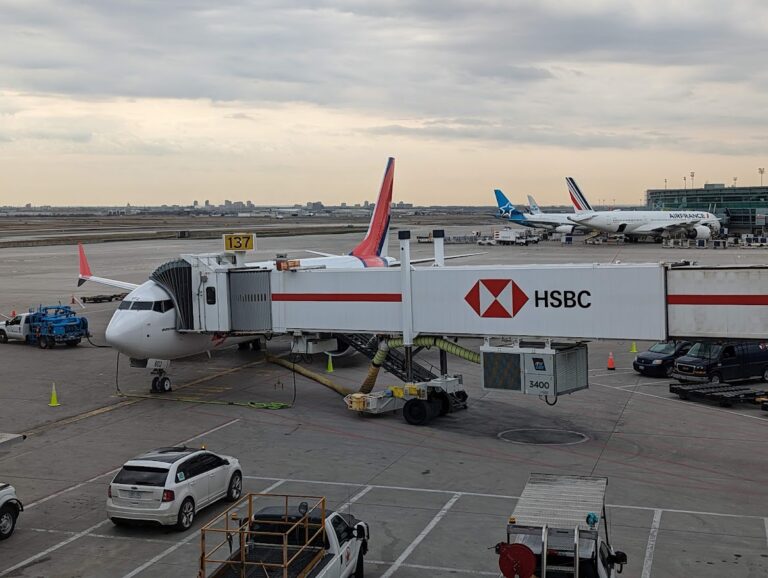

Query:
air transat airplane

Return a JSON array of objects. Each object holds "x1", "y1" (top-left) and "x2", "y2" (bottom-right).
[
  {"x1": 494, "y1": 189, "x2": 587, "y2": 234},
  {"x1": 78, "y1": 158, "x2": 473, "y2": 392},
  {"x1": 565, "y1": 177, "x2": 721, "y2": 240}
]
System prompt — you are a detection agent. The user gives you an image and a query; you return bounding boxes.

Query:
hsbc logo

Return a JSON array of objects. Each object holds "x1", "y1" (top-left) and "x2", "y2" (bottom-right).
[
  {"x1": 465, "y1": 280, "x2": 592, "y2": 318},
  {"x1": 464, "y1": 279, "x2": 529, "y2": 318}
]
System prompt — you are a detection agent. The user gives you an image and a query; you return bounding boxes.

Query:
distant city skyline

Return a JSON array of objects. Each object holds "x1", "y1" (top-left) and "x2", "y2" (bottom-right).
[{"x1": 1, "y1": 2, "x2": 766, "y2": 207}]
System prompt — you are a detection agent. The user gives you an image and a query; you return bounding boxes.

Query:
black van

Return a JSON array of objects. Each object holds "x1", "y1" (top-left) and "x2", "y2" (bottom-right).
[{"x1": 672, "y1": 341, "x2": 768, "y2": 384}]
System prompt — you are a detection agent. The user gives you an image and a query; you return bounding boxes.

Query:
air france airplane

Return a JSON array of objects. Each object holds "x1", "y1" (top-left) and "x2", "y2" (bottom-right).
[
  {"x1": 565, "y1": 177, "x2": 721, "y2": 241},
  {"x1": 80, "y1": 158, "x2": 399, "y2": 392},
  {"x1": 494, "y1": 189, "x2": 586, "y2": 234}
]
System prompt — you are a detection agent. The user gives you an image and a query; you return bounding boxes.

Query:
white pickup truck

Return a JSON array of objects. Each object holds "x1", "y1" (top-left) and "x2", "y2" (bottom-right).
[
  {"x1": 0, "y1": 483, "x2": 23, "y2": 540},
  {"x1": 202, "y1": 499, "x2": 369, "y2": 578}
]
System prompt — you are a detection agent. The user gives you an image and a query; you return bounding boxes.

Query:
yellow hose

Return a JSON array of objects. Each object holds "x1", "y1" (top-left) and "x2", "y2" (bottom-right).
[
  {"x1": 266, "y1": 353, "x2": 354, "y2": 397},
  {"x1": 267, "y1": 337, "x2": 480, "y2": 398}
]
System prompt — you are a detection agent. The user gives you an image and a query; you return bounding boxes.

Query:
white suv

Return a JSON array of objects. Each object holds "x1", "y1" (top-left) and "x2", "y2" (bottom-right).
[
  {"x1": 106, "y1": 447, "x2": 242, "y2": 530},
  {"x1": 0, "y1": 483, "x2": 23, "y2": 540}
]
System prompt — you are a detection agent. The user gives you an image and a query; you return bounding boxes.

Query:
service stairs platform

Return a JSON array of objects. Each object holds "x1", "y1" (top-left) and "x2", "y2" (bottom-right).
[
  {"x1": 670, "y1": 382, "x2": 768, "y2": 406},
  {"x1": 334, "y1": 333, "x2": 438, "y2": 383}
]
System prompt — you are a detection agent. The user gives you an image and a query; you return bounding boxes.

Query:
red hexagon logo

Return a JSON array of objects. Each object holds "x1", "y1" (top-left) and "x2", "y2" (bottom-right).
[{"x1": 464, "y1": 279, "x2": 529, "y2": 318}]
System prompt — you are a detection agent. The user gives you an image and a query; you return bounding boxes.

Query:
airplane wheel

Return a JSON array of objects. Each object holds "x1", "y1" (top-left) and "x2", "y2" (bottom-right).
[
  {"x1": 159, "y1": 376, "x2": 172, "y2": 393},
  {"x1": 151, "y1": 376, "x2": 160, "y2": 392}
]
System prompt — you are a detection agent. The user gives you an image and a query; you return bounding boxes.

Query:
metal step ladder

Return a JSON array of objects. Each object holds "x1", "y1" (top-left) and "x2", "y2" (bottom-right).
[
  {"x1": 335, "y1": 334, "x2": 438, "y2": 383},
  {"x1": 541, "y1": 524, "x2": 580, "y2": 577}
]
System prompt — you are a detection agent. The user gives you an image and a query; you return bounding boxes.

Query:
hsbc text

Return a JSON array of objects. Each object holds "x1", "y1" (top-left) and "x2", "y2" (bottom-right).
[{"x1": 534, "y1": 290, "x2": 591, "y2": 308}]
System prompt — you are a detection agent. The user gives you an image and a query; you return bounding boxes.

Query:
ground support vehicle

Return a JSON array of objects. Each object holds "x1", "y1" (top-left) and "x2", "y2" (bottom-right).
[
  {"x1": 670, "y1": 382, "x2": 768, "y2": 406},
  {"x1": 0, "y1": 305, "x2": 89, "y2": 348},
  {"x1": 494, "y1": 473, "x2": 627, "y2": 578},
  {"x1": 493, "y1": 228, "x2": 540, "y2": 246},
  {"x1": 81, "y1": 292, "x2": 128, "y2": 303},
  {"x1": 344, "y1": 376, "x2": 468, "y2": 425},
  {"x1": 200, "y1": 493, "x2": 369, "y2": 578},
  {"x1": 107, "y1": 447, "x2": 242, "y2": 530},
  {"x1": 672, "y1": 341, "x2": 768, "y2": 384},
  {"x1": 0, "y1": 483, "x2": 23, "y2": 540},
  {"x1": 633, "y1": 340, "x2": 691, "y2": 377}
]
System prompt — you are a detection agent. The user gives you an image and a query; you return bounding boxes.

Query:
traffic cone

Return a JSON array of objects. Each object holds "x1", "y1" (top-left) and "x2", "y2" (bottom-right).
[
  {"x1": 48, "y1": 383, "x2": 61, "y2": 407},
  {"x1": 607, "y1": 352, "x2": 616, "y2": 370},
  {"x1": 629, "y1": 341, "x2": 638, "y2": 353},
  {"x1": 10, "y1": 310, "x2": 15, "y2": 317},
  {"x1": 326, "y1": 355, "x2": 334, "y2": 373}
]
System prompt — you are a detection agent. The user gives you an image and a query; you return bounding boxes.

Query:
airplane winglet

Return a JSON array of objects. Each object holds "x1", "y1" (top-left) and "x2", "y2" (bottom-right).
[{"x1": 78, "y1": 242, "x2": 92, "y2": 286}]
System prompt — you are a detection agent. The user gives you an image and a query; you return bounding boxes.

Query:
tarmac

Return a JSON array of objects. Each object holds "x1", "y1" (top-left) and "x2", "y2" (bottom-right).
[{"x1": 1, "y1": 229, "x2": 767, "y2": 577}]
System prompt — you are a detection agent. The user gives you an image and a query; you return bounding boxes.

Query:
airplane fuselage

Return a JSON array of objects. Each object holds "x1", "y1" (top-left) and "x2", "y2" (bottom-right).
[
  {"x1": 104, "y1": 254, "x2": 397, "y2": 361},
  {"x1": 569, "y1": 210, "x2": 721, "y2": 237}
]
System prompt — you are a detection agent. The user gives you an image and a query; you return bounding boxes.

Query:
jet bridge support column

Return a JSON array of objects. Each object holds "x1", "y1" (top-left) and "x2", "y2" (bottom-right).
[
  {"x1": 399, "y1": 230, "x2": 414, "y2": 382},
  {"x1": 433, "y1": 229, "x2": 445, "y2": 267}
]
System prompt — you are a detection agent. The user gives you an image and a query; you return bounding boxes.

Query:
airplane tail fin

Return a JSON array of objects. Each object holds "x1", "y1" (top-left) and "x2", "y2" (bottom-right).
[
  {"x1": 526, "y1": 195, "x2": 542, "y2": 215},
  {"x1": 494, "y1": 189, "x2": 524, "y2": 220},
  {"x1": 565, "y1": 177, "x2": 594, "y2": 212},
  {"x1": 78, "y1": 242, "x2": 93, "y2": 287},
  {"x1": 350, "y1": 157, "x2": 394, "y2": 258}
]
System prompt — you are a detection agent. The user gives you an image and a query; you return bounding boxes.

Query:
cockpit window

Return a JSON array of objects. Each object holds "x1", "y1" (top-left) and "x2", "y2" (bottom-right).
[
  {"x1": 153, "y1": 300, "x2": 175, "y2": 313},
  {"x1": 118, "y1": 300, "x2": 174, "y2": 312}
]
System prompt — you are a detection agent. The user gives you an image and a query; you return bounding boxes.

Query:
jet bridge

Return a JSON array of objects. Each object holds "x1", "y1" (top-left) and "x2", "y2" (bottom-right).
[{"x1": 160, "y1": 231, "x2": 768, "y2": 413}]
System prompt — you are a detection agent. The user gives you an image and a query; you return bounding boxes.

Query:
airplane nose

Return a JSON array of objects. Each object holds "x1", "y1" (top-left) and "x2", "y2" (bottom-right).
[{"x1": 105, "y1": 312, "x2": 143, "y2": 357}]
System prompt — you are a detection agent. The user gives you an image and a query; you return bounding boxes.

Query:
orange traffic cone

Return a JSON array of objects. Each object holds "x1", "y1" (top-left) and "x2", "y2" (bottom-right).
[
  {"x1": 10, "y1": 310, "x2": 15, "y2": 317},
  {"x1": 607, "y1": 352, "x2": 616, "y2": 370}
]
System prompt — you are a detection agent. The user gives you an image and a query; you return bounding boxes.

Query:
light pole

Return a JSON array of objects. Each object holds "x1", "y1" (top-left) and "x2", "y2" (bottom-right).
[
  {"x1": 683, "y1": 176, "x2": 687, "y2": 189},
  {"x1": 690, "y1": 171, "x2": 695, "y2": 189},
  {"x1": 759, "y1": 168, "x2": 765, "y2": 186},
  {"x1": 733, "y1": 177, "x2": 738, "y2": 188}
]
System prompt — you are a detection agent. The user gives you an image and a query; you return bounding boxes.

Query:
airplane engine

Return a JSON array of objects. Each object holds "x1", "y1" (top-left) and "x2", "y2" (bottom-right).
[
  {"x1": 555, "y1": 225, "x2": 575, "y2": 234},
  {"x1": 687, "y1": 225, "x2": 712, "y2": 240}
]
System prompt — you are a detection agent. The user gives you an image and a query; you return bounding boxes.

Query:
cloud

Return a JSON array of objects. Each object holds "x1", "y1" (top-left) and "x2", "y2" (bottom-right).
[{"x1": 0, "y1": 0, "x2": 767, "y2": 159}]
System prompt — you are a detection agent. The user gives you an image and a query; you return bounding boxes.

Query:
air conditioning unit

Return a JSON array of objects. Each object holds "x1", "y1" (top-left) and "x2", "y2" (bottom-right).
[{"x1": 481, "y1": 342, "x2": 588, "y2": 397}]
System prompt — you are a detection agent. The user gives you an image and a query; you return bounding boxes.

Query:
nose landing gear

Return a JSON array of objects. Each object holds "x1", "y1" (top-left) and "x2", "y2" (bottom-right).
[{"x1": 150, "y1": 369, "x2": 172, "y2": 393}]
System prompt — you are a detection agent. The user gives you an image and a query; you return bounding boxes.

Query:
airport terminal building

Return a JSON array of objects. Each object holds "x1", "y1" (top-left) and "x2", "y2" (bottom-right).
[{"x1": 646, "y1": 183, "x2": 768, "y2": 233}]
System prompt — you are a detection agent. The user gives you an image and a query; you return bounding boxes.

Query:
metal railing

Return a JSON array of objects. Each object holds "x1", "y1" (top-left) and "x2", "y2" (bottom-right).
[{"x1": 199, "y1": 493, "x2": 327, "y2": 578}]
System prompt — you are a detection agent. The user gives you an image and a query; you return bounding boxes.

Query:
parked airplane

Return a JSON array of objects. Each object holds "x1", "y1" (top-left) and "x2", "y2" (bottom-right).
[
  {"x1": 565, "y1": 177, "x2": 721, "y2": 240},
  {"x1": 78, "y1": 158, "x2": 475, "y2": 392},
  {"x1": 494, "y1": 189, "x2": 586, "y2": 234}
]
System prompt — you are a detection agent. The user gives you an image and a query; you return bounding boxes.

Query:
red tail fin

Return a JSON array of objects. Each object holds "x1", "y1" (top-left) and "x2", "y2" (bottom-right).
[
  {"x1": 78, "y1": 243, "x2": 92, "y2": 286},
  {"x1": 350, "y1": 157, "x2": 394, "y2": 257}
]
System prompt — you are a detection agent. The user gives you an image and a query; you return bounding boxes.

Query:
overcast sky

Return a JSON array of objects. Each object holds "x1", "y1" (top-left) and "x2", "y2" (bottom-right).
[{"x1": 1, "y1": 0, "x2": 767, "y2": 206}]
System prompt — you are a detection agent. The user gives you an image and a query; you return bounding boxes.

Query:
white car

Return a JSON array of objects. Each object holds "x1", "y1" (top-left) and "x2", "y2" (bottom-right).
[
  {"x1": 107, "y1": 447, "x2": 242, "y2": 530},
  {"x1": 0, "y1": 482, "x2": 23, "y2": 540}
]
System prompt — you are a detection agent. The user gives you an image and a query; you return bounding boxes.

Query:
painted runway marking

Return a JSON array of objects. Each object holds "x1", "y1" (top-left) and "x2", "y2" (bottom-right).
[
  {"x1": 380, "y1": 493, "x2": 461, "y2": 578},
  {"x1": 120, "y1": 479, "x2": 285, "y2": 578},
  {"x1": 0, "y1": 519, "x2": 111, "y2": 577},
  {"x1": 765, "y1": 518, "x2": 768, "y2": 549},
  {"x1": 368, "y1": 560, "x2": 499, "y2": 575},
  {"x1": 26, "y1": 419, "x2": 240, "y2": 509},
  {"x1": 641, "y1": 509, "x2": 662, "y2": 578},
  {"x1": 337, "y1": 485, "x2": 374, "y2": 513},
  {"x1": 244, "y1": 475, "x2": 767, "y2": 521},
  {"x1": 592, "y1": 381, "x2": 768, "y2": 423}
]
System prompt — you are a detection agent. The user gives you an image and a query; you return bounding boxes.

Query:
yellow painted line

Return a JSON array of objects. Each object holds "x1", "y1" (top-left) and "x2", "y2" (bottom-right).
[{"x1": 23, "y1": 359, "x2": 265, "y2": 437}]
